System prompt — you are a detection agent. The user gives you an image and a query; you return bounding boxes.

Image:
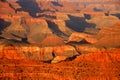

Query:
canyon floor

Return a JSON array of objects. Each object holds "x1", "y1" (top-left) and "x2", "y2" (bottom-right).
[{"x1": 0, "y1": 0, "x2": 120, "y2": 79}]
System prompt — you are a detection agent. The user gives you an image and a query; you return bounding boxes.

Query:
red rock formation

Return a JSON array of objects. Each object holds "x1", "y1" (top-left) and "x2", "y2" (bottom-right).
[
  {"x1": 76, "y1": 44, "x2": 104, "y2": 54},
  {"x1": 0, "y1": 48, "x2": 120, "y2": 79},
  {"x1": 68, "y1": 32, "x2": 90, "y2": 42},
  {"x1": 39, "y1": 34, "x2": 65, "y2": 47},
  {"x1": 68, "y1": 32, "x2": 98, "y2": 44},
  {"x1": 95, "y1": 23, "x2": 120, "y2": 47},
  {"x1": 24, "y1": 18, "x2": 53, "y2": 43},
  {"x1": 83, "y1": 12, "x2": 105, "y2": 17},
  {"x1": 85, "y1": 37, "x2": 98, "y2": 44},
  {"x1": 0, "y1": 1, "x2": 15, "y2": 15},
  {"x1": 56, "y1": 12, "x2": 70, "y2": 20},
  {"x1": 0, "y1": 44, "x2": 80, "y2": 62},
  {"x1": 52, "y1": 19, "x2": 73, "y2": 35},
  {"x1": 53, "y1": 45, "x2": 79, "y2": 57},
  {"x1": 87, "y1": 15, "x2": 120, "y2": 29},
  {"x1": 51, "y1": 56, "x2": 67, "y2": 63},
  {"x1": 39, "y1": 47, "x2": 53, "y2": 61},
  {"x1": 2, "y1": 46, "x2": 25, "y2": 59}
]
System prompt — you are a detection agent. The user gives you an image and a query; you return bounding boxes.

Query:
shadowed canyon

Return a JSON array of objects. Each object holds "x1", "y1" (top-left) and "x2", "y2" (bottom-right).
[{"x1": 0, "y1": 0, "x2": 120, "y2": 79}]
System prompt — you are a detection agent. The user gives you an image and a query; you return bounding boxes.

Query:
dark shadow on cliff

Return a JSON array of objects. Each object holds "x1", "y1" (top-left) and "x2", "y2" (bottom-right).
[
  {"x1": 0, "y1": 0, "x2": 6, "y2": 2},
  {"x1": 47, "y1": 20, "x2": 67, "y2": 37},
  {"x1": 65, "y1": 15, "x2": 96, "y2": 32},
  {"x1": 84, "y1": 14, "x2": 91, "y2": 19},
  {"x1": 10, "y1": 33, "x2": 29, "y2": 43},
  {"x1": 0, "y1": 19, "x2": 11, "y2": 35},
  {"x1": 16, "y1": 0, "x2": 40, "y2": 18},
  {"x1": 93, "y1": 7, "x2": 103, "y2": 12},
  {"x1": 67, "y1": 39, "x2": 90, "y2": 45},
  {"x1": 51, "y1": 1, "x2": 63, "y2": 7},
  {"x1": 111, "y1": 13, "x2": 120, "y2": 19}
]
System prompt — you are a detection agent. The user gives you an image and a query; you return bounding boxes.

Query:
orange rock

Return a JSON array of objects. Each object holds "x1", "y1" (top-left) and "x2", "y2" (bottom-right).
[
  {"x1": 98, "y1": 22, "x2": 120, "y2": 36},
  {"x1": 20, "y1": 46, "x2": 40, "y2": 53},
  {"x1": 0, "y1": 46, "x2": 3, "y2": 58},
  {"x1": 84, "y1": 12, "x2": 105, "y2": 17},
  {"x1": 96, "y1": 23, "x2": 120, "y2": 47},
  {"x1": 0, "y1": 1, "x2": 15, "y2": 14},
  {"x1": 53, "y1": 45, "x2": 79, "y2": 57},
  {"x1": 25, "y1": 18, "x2": 53, "y2": 43},
  {"x1": 3, "y1": 46, "x2": 25, "y2": 59},
  {"x1": 39, "y1": 47, "x2": 53, "y2": 61},
  {"x1": 96, "y1": 35, "x2": 120, "y2": 47},
  {"x1": 85, "y1": 37, "x2": 98, "y2": 44},
  {"x1": 52, "y1": 19, "x2": 73, "y2": 35},
  {"x1": 87, "y1": 16, "x2": 120, "y2": 29},
  {"x1": 51, "y1": 56, "x2": 67, "y2": 63},
  {"x1": 40, "y1": 34, "x2": 65, "y2": 47},
  {"x1": 75, "y1": 48, "x2": 120, "y2": 63},
  {"x1": 76, "y1": 45, "x2": 104, "y2": 54},
  {"x1": 56, "y1": 12, "x2": 70, "y2": 20},
  {"x1": 20, "y1": 46, "x2": 40, "y2": 60},
  {"x1": 68, "y1": 32, "x2": 90, "y2": 42}
]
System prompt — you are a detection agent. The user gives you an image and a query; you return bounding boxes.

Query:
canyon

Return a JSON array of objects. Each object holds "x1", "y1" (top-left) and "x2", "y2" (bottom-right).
[{"x1": 0, "y1": 0, "x2": 120, "y2": 79}]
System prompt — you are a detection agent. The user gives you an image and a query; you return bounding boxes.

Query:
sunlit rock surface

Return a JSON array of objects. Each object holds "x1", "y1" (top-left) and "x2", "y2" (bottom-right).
[{"x1": 0, "y1": 0, "x2": 120, "y2": 79}]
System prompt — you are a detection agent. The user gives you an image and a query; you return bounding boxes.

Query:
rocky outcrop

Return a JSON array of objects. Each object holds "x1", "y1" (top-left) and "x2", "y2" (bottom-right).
[
  {"x1": 68, "y1": 32, "x2": 90, "y2": 42},
  {"x1": 0, "y1": 1, "x2": 15, "y2": 15},
  {"x1": 39, "y1": 47, "x2": 53, "y2": 61},
  {"x1": 53, "y1": 45, "x2": 79, "y2": 57},
  {"x1": 75, "y1": 44, "x2": 105, "y2": 54},
  {"x1": 56, "y1": 12, "x2": 70, "y2": 20},
  {"x1": 83, "y1": 11, "x2": 105, "y2": 18},
  {"x1": 98, "y1": 23, "x2": 120, "y2": 36},
  {"x1": 1, "y1": 18, "x2": 26, "y2": 41},
  {"x1": 52, "y1": 19, "x2": 73, "y2": 36},
  {"x1": 51, "y1": 56, "x2": 67, "y2": 63},
  {"x1": 95, "y1": 23, "x2": 120, "y2": 47},
  {"x1": 39, "y1": 34, "x2": 65, "y2": 47},
  {"x1": 0, "y1": 47, "x2": 120, "y2": 79},
  {"x1": 0, "y1": 45, "x2": 79, "y2": 62},
  {"x1": 24, "y1": 18, "x2": 53, "y2": 43},
  {"x1": 2, "y1": 46, "x2": 25, "y2": 59},
  {"x1": 87, "y1": 15, "x2": 120, "y2": 29},
  {"x1": 68, "y1": 32, "x2": 98, "y2": 44}
]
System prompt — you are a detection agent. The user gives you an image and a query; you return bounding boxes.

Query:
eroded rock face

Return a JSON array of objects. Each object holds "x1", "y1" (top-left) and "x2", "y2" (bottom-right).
[
  {"x1": 0, "y1": 1, "x2": 15, "y2": 15},
  {"x1": 85, "y1": 37, "x2": 98, "y2": 44},
  {"x1": 76, "y1": 44, "x2": 105, "y2": 54},
  {"x1": 68, "y1": 32, "x2": 98, "y2": 44},
  {"x1": 0, "y1": 47, "x2": 120, "y2": 79},
  {"x1": 75, "y1": 48, "x2": 120, "y2": 63},
  {"x1": 68, "y1": 32, "x2": 90, "y2": 42},
  {"x1": 1, "y1": 18, "x2": 26, "y2": 41},
  {"x1": 83, "y1": 12, "x2": 105, "y2": 19},
  {"x1": 95, "y1": 23, "x2": 120, "y2": 47},
  {"x1": 0, "y1": 45, "x2": 79, "y2": 62},
  {"x1": 53, "y1": 45, "x2": 79, "y2": 57},
  {"x1": 2, "y1": 46, "x2": 25, "y2": 59},
  {"x1": 56, "y1": 12, "x2": 70, "y2": 20},
  {"x1": 39, "y1": 34, "x2": 65, "y2": 47},
  {"x1": 51, "y1": 56, "x2": 67, "y2": 63},
  {"x1": 87, "y1": 16, "x2": 120, "y2": 29},
  {"x1": 20, "y1": 46, "x2": 40, "y2": 60},
  {"x1": 24, "y1": 18, "x2": 53, "y2": 43},
  {"x1": 0, "y1": 19, "x2": 11, "y2": 34},
  {"x1": 0, "y1": 0, "x2": 120, "y2": 79},
  {"x1": 52, "y1": 19, "x2": 73, "y2": 36},
  {"x1": 0, "y1": 46, "x2": 3, "y2": 58},
  {"x1": 39, "y1": 47, "x2": 53, "y2": 61}
]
